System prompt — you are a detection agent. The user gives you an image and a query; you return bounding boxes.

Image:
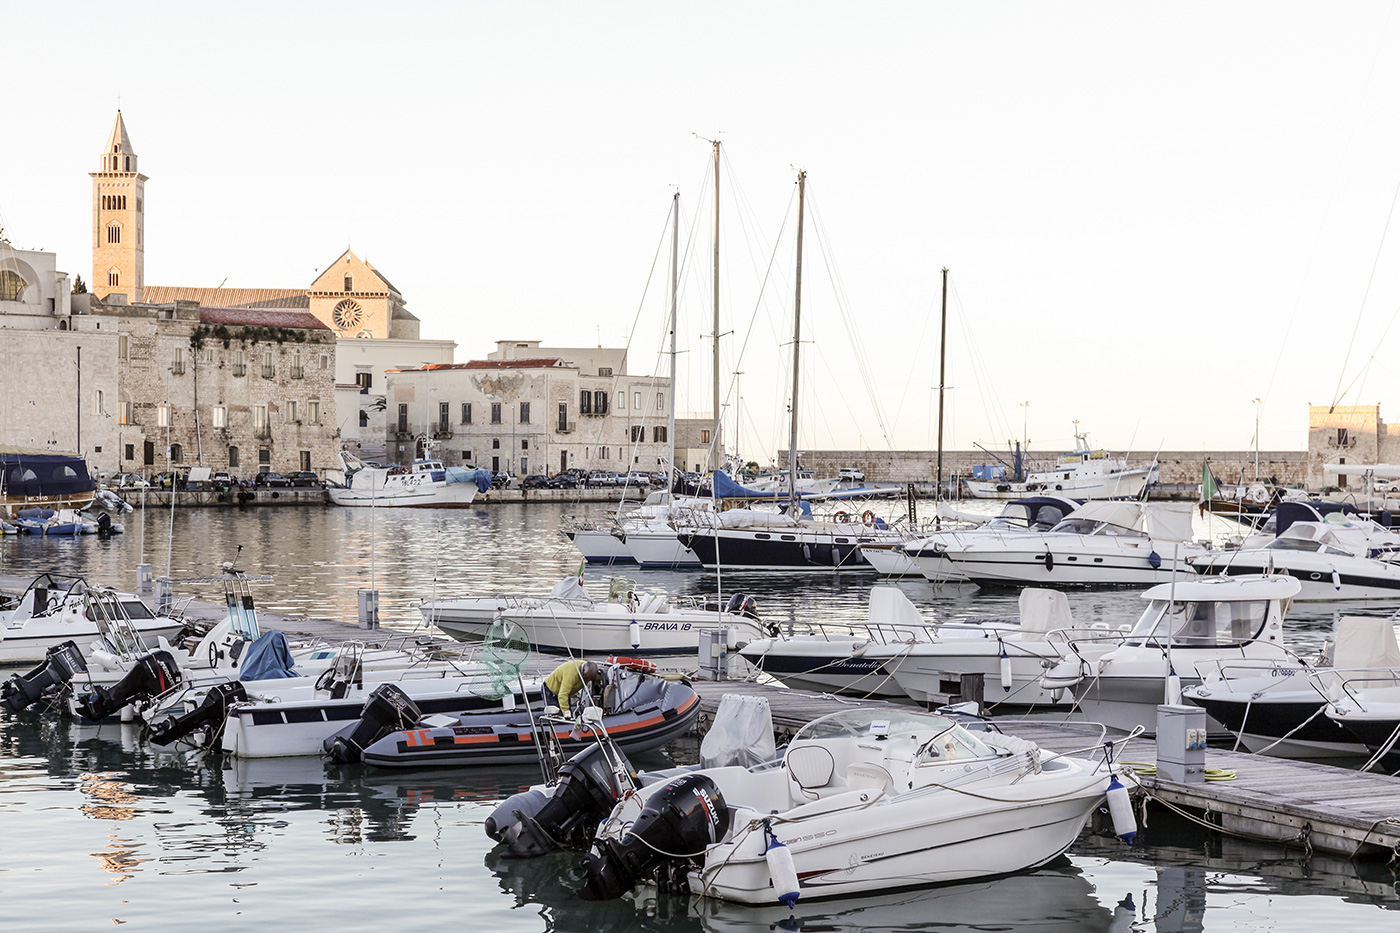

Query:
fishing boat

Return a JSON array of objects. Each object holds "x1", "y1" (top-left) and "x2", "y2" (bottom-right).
[
  {"x1": 1183, "y1": 615, "x2": 1400, "y2": 759},
  {"x1": 964, "y1": 430, "x2": 1158, "y2": 500},
  {"x1": 325, "y1": 451, "x2": 490, "y2": 507},
  {"x1": 421, "y1": 575, "x2": 770, "y2": 655},
  {"x1": 1040, "y1": 574, "x2": 1303, "y2": 735},
  {"x1": 577, "y1": 706, "x2": 1125, "y2": 906}
]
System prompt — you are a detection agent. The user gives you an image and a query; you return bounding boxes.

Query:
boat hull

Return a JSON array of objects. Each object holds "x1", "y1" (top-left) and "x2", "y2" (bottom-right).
[
  {"x1": 565, "y1": 529, "x2": 636, "y2": 563},
  {"x1": 680, "y1": 527, "x2": 872, "y2": 572},
  {"x1": 1186, "y1": 690, "x2": 1366, "y2": 758},
  {"x1": 624, "y1": 529, "x2": 701, "y2": 567},
  {"x1": 1189, "y1": 556, "x2": 1400, "y2": 601},
  {"x1": 327, "y1": 482, "x2": 477, "y2": 508},
  {"x1": 737, "y1": 638, "x2": 912, "y2": 699}
]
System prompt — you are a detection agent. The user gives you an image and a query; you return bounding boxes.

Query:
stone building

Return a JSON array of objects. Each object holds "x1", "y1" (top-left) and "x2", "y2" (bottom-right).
[
  {"x1": 1305, "y1": 404, "x2": 1397, "y2": 491},
  {"x1": 385, "y1": 340, "x2": 694, "y2": 476},
  {"x1": 90, "y1": 111, "x2": 146, "y2": 304}
]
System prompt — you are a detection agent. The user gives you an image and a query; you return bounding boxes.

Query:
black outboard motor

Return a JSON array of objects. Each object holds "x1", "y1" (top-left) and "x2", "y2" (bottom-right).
[
  {"x1": 147, "y1": 681, "x2": 248, "y2": 745},
  {"x1": 324, "y1": 684, "x2": 422, "y2": 764},
  {"x1": 724, "y1": 592, "x2": 759, "y2": 620},
  {"x1": 579, "y1": 773, "x2": 729, "y2": 900},
  {"x1": 75, "y1": 650, "x2": 181, "y2": 722},
  {"x1": 488, "y1": 742, "x2": 633, "y2": 858},
  {"x1": 1, "y1": 640, "x2": 88, "y2": 712}
]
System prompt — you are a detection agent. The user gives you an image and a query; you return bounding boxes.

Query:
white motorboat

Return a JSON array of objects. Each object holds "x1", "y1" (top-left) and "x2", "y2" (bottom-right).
[
  {"x1": 562, "y1": 521, "x2": 635, "y2": 564},
  {"x1": 421, "y1": 575, "x2": 771, "y2": 655},
  {"x1": 941, "y1": 500, "x2": 1206, "y2": 587},
  {"x1": 326, "y1": 452, "x2": 489, "y2": 507},
  {"x1": 902, "y1": 495, "x2": 1081, "y2": 583},
  {"x1": 736, "y1": 586, "x2": 941, "y2": 699},
  {"x1": 0, "y1": 573, "x2": 184, "y2": 663},
  {"x1": 964, "y1": 431, "x2": 1157, "y2": 500},
  {"x1": 1184, "y1": 615, "x2": 1400, "y2": 758},
  {"x1": 1041, "y1": 574, "x2": 1303, "y2": 735},
  {"x1": 1188, "y1": 514, "x2": 1400, "y2": 600},
  {"x1": 1324, "y1": 670, "x2": 1400, "y2": 769},
  {"x1": 879, "y1": 588, "x2": 1083, "y2": 709},
  {"x1": 578, "y1": 706, "x2": 1119, "y2": 905}
]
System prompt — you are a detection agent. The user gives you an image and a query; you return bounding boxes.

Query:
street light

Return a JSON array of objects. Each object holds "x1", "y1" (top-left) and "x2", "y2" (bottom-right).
[{"x1": 1252, "y1": 398, "x2": 1262, "y2": 481}]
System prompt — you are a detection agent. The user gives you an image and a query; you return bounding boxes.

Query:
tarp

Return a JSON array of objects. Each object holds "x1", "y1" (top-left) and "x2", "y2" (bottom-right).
[
  {"x1": 238, "y1": 630, "x2": 299, "y2": 681},
  {"x1": 445, "y1": 465, "x2": 492, "y2": 492},
  {"x1": 1018, "y1": 588, "x2": 1075, "y2": 634},
  {"x1": 1332, "y1": 616, "x2": 1400, "y2": 672},
  {"x1": 0, "y1": 453, "x2": 96, "y2": 499}
]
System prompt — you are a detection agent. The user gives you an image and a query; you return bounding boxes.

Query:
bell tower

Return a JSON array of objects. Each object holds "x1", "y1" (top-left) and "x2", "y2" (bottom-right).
[{"x1": 90, "y1": 111, "x2": 146, "y2": 303}]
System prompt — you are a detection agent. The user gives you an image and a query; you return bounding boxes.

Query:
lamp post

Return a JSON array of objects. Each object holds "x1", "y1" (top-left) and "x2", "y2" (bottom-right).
[{"x1": 1252, "y1": 397, "x2": 1262, "y2": 482}]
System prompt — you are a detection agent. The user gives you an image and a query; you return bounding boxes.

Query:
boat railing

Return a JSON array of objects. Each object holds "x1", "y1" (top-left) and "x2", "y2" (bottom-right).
[
  {"x1": 86, "y1": 587, "x2": 150, "y2": 659},
  {"x1": 1191, "y1": 655, "x2": 1316, "y2": 693},
  {"x1": 767, "y1": 619, "x2": 940, "y2": 643},
  {"x1": 1322, "y1": 668, "x2": 1400, "y2": 709}
]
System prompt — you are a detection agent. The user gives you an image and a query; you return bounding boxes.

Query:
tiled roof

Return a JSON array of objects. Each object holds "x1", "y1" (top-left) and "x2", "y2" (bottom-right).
[
  {"x1": 199, "y1": 307, "x2": 330, "y2": 330},
  {"x1": 144, "y1": 286, "x2": 310, "y2": 309},
  {"x1": 385, "y1": 358, "x2": 563, "y2": 373}
]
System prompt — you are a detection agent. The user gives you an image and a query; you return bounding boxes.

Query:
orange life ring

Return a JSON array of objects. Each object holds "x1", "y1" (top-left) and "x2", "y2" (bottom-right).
[
  {"x1": 861, "y1": 510, "x2": 875, "y2": 526},
  {"x1": 606, "y1": 655, "x2": 658, "y2": 674},
  {"x1": 834, "y1": 511, "x2": 851, "y2": 523}
]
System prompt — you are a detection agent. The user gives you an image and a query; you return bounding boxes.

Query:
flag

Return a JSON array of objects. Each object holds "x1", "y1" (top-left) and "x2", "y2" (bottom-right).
[{"x1": 1200, "y1": 459, "x2": 1220, "y2": 503}]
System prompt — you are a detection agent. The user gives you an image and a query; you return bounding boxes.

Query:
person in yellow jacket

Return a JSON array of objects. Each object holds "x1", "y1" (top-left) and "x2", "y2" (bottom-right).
[{"x1": 542, "y1": 659, "x2": 600, "y2": 715}]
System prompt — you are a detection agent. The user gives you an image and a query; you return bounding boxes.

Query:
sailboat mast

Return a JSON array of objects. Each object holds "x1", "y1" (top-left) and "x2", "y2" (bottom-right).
[
  {"x1": 669, "y1": 192, "x2": 679, "y2": 486},
  {"x1": 788, "y1": 171, "x2": 806, "y2": 513},
  {"x1": 712, "y1": 140, "x2": 722, "y2": 462},
  {"x1": 936, "y1": 266, "x2": 948, "y2": 500}
]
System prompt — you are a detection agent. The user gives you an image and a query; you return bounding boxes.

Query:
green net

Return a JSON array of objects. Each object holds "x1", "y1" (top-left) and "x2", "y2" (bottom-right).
[{"x1": 480, "y1": 617, "x2": 532, "y2": 697}]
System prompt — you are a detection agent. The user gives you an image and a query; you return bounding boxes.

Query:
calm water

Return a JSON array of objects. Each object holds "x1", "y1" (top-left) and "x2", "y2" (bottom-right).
[{"x1": 1, "y1": 503, "x2": 1396, "y2": 931}]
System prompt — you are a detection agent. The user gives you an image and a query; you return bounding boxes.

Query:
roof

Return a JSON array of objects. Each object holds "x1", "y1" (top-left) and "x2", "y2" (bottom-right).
[
  {"x1": 386, "y1": 358, "x2": 563, "y2": 373},
  {"x1": 144, "y1": 286, "x2": 310, "y2": 309},
  {"x1": 1139, "y1": 574, "x2": 1302, "y2": 602},
  {"x1": 199, "y1": 307, "x2": 330, "y2": 330},
  {"x1": 105, "y1": 111, "x2": 134, "y2": 155}
]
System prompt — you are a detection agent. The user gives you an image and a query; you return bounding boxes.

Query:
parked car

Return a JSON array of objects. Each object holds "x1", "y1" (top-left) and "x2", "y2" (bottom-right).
[
  {"x1": 288, "y1": 471, "x2": 320, "y2": 487},
  {"x1": 838, "y1": 467, "x2": 866, "y2": 482},
  {"x1": 623, "y1": 471, "x2": 651, "y2": 487},
  {"x1": 491, "y1": 471, "x2": 512, "y2": 489},
  {"x1": 587, "y1": 471, "x2": 622, "y2": 487},
  {"x1": 152, "y1": 471, "x2": 186, "y2": 489},
  {"x1": 254, "y1": 472, "x2": 292, "y2": 488},
  {"x1": 546, "y1": 473, "x2": 579, "y2": 489},
  {"x1": 115, "y1": 472, "x2": 150, "y2": 488},
  {"x1": 520, "y1": 474, "x2": 551, "y2": 490},
  {"x1": 211, "y1": 471, "x2": 236, "y2": 487},
  {"x1": 648, "y1": 471, "x2": 670, "y2": 487}
]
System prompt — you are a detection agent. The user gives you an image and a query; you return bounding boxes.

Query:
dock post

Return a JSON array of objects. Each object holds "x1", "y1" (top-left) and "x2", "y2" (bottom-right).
[{"x1": 1156, "y1": 704, "x2": 1206, "y2": 782}]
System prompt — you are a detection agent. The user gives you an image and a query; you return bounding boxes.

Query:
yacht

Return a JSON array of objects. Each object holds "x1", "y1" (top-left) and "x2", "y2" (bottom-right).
[
  {"x1": 964, "y1": 431, "x2": 1157, "y2": 500},
  {"x1": 326, "y1": 451, "x2": 490, "y2": 507}
]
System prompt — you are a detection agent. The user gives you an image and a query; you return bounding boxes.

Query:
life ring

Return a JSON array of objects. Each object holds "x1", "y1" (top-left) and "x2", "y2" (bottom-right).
[
  {"x1": 834, "y1": 511, "x2": 851, "y2": 523},
  {"x1": 861, "y1": 510, "x2": 875, "y2": 526},
  {"x1": 606, "y1": 655, "x2": 657, "y2": 674}
]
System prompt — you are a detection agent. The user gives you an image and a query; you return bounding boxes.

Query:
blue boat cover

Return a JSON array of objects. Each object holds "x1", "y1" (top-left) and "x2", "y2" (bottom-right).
[
  {"x1": 443, "y1": 466, "x2": 493, "y2": 492},
  {"x1": 1, "y1": 454, "x2": 96, "y2": 499},
  {"x1": 238, "y1": 630, "x2": 299, "y2": 681}
]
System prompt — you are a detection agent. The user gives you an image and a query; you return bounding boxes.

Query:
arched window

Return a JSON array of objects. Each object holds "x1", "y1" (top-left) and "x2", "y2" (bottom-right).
[
  {"x1": 108, "y1": 269, "x2": 120, "y2": 287},
  {"x1": 0, "y1": 270, "x2": 27, "y2": 301},
  {"x1": 107, "y1": 224, "x2": 121, "y2": 244}
]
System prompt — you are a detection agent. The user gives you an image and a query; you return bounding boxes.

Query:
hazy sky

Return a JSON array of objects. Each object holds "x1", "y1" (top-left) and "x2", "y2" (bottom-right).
[{"x1": 6, "y1": 2, "x2": 1400, "y2": 463}]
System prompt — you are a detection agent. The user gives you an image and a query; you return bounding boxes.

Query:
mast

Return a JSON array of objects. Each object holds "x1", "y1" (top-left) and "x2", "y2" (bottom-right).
[
  {"x1": 668, "y1": 192, "x2": 679, "y2": 489},
  {"x1": 712, "y1": 140, "x2": 722, "y2": 462},
  {"x1": 936, "y1": 267, "x2": 948, "y2": 501},
  {"x1": 787, "y1": 171, "x2": 806, "y2": 514}
]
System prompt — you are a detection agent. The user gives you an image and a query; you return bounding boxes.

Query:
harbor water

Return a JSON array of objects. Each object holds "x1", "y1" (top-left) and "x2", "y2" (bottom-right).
[{"x1": 1, "y1": 503, "x2": 1397, "y2": 930}]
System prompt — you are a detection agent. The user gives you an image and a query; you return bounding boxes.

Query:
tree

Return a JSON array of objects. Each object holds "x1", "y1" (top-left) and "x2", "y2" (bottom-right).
[{"x1": 72, "y1": 274, "x2": 88, "y2": 294}]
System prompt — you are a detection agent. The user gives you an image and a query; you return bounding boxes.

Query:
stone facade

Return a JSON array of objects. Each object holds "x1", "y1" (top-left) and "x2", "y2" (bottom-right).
[
  {"x1": 0, "y1": 242, "x2": 72, "y2": 329},
  {"x1": 90, "y1": 111, "x2": 146, "y2": 304},
  {"x1": 384, "y1": 340, "x2": 685, "y2": 476},
  {"x1": 308, "y1": 250, "x2": 419, "y2": 340},
  {"x1": 1306, "y1": 404, "x2": 1396, "y2": 490}
]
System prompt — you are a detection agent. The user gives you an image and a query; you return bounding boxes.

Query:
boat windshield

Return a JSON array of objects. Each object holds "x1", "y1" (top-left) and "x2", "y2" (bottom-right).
[
  {"x1": 1048, "y1": 518, "x2": 1103, "y2": 535},
  {"x1": 915, "y1": 723, "x2": 996, "y2": 765},
  {"x1": 1266, "y1": 537, "x2": 1354, "y2": 557},
  {"x1": 792, "y1": 707, "x2": 958, "y2": 744},
  {"x1": 1127, "y1": 598, "x2": 1269, "y2": 646}
]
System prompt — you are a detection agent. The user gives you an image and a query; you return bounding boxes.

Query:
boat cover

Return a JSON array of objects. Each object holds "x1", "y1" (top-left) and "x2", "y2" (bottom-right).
[
  {"x1": 1333, "y1": 616, "x2": 1400, "y2": 675},
  {"x1": 238, "y1": 631, "x2": 299, "y2": 681},
  {"x1": 869, "y1": 585, "x2": 926, "y2": 628},
  {"x1": 1018, "y1": 588, "x2": 1075, "y2": 634},
  {"x1": 1, "y1": 453, "x2": 96, "y2": 499},
  {"x1": 699, "y1": 694, "x2": 776, "y2": 768}
]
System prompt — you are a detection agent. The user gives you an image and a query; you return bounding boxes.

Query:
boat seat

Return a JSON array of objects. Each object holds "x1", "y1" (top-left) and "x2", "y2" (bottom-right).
[
  {"x1": 786, "y1": 745, "x2": 836, "y2": 798},
  {"x1": 845, "y1": 761, "x2": 894, "y2": 798}
]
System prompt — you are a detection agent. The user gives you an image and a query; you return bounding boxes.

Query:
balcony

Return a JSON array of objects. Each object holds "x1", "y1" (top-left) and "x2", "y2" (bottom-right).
[
  {"x1": 261, "y1": 366, "x2": 277, "y2": 379},
  {"x1": 432, "y1": 429, "x2": 452, "y2": 439},
  {"x1": 556, "y1": 421, "x2": 575, "y2": 434},
  {"x1": 231, "y1": 364, "x2": 247, "y2": 377},
  {"x1": 170, "y1": 361, "x2": 185, "y2": 375},
  {"x1": 290, "y1": 367, "x2": 305, "y2": 380}
]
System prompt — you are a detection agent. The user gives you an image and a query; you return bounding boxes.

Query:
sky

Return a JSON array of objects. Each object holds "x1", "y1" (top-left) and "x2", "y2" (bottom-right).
[{"x1": 6, "y1": 2, "x2": 1400, "y2": 464}]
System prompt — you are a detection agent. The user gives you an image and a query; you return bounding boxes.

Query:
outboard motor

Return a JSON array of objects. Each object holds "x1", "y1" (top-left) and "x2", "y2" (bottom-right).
[
  {"x1": 75, "y1": 650, "x2": 181, "y2": 722},
  {"x1": 1, "y1": 640, "x2": 88, "y2": 712},
  {"x1": 324, "y1": 684, "x2": 422, "y2": 764},
  {"x1": 579, "y1": 773, "x2": 729, "y2": 900},
  {"x1": 488, "y1": 742, "x2": 634, "y2": 858},
  {"x1": 147, "y1": 681, "x2": 248, "y2": 746},
  {"x1": 724, "y1": 593, "x2": 759, "y2": 620}
]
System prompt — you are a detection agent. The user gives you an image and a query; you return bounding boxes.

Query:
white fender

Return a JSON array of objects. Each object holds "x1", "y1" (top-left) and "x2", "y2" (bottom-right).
[
  {"x1": 999, "y1": 650, "x2": 1013, "y2": 693},
  {"x1": 629, "y1": 619, "x2": 640, "y2": 650},
  {"x1": 1106, "y1": 775, "x2": 1137, "y2": 843},
  {"x1": 765, "y1": 837, "x2": 800, "y2": 908}
]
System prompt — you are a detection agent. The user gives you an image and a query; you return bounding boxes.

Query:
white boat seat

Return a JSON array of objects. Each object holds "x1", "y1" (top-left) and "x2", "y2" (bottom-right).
[
  {"x1": 786, "y1": 745, "x2": 836, "y2": 795},
  {"x1": 845, "y1": 761, "x2": 894, "y2": 798}
]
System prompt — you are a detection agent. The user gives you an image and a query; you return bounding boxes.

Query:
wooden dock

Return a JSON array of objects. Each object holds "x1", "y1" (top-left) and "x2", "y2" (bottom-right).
[{"x1": 691, "y1": 679, "x2": 1400, "y2": 860}]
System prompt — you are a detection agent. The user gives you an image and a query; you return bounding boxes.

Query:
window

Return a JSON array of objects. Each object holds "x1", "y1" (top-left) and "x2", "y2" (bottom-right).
[
  {"x1": 320, "y1": 354, "x2": 329, "y2": 370},
  {"x1": 117, "y1": 334, "x2": 128, "y2": 360},
  {"x1": 492, "y1": 439, "x2": 500, "y2": 449},
  {"x1": 1337, "y1": 428, "x2": 1350, "y2": 446},
  {"x1": 254, "y1": 405, "x2": 268, "y2": 429},
  {"x1": 125, "y1": 444, "x2": 135, "y2": 461},
  {"x1": 119, "y1": 401, "x2": 133, "y2": 425},
  {"x1": 172, "y1": 346, "x2": 184, "y2": 374},
  {"x1": 170, "y1": 443, "x2": 183, "y2": 463},
  {"x1": 520, "y1": 402, "x2": 530, "y2": 424},
  {"x1": 107, "y1": 224, "x2": 121, "y2": 244},
  {"x1": 438, "y1": 401, "x2": 450, "y2": 433},
  {"x1": 108, "y1": 270, "x2": 120, "y2": 287},
  {"x1": 212, "y1": 406, "x2": 226, "y2": 428},
  {"x1": 557, "y1": 402, "x2": 568, "y2": 431},
  {"x1": 308, "y1": 401, "x2": 320, "y2": 425},
  {"x1": 617, "y1": 391, "x2": 626, "y2": 411},
  {"x1": 232, "y1": 349, "x2": 246, "y2": 376},
  {"x1": 262, "y1": 351, "x2": 275, "y2": 378},
  {"x1": 522, "y1": 439, "x2": 529, "y2": 450},
  {"x1": 580, "y1": 390, "x2": 592, "y2": 414},
  {"x1": 598, "y1": 367, "x2": 613, "y2": 377},
  {"x1": 653, "y1": 425, "x2": 667, "y2": 443},
  {"x1": 520, "y1": 457, "x2": 528, "y2": 474},
  {"x1": 300, "y1": 450, "x2": 311, "y2": 472},
  {"x1": 228, "y1": 446, "x2": 239, "y2": 468},
  {"x1": 630, "y1": 425, "x2": 644, "y2": 442},
  {"x1": 285, "y1": 400, "x2": 297, "y2": 422},
  {"x1": 259, "y1": 448, "x2": 271, "y2": 465},
  {"x1": 136, "y1": 198, "x2": 142, "y2": 213},
  {"x1": 701, "y1": 429, "x2": 711, "y2": 444},
  {"x1": 290, "y1": 352, "x2": 303, "y2": 379},
  {"x1": 397, "y1": 403, "x2": 409, "y2": 433},
  {"x1": 359, "y1": 410, "x2": 369, "y2": 428},
  {"x1": 491, "y1": 402, "x2": 502, "y2": 424},
  {"x1": 157, "y1": 404, "x2": 170, "y2": 428},
  {"x1": 461, "y1": 402, "x2": 472, "y2": 424},
  {"x1": 634, "y1": 392, "x2": 642, "y2": 409},
  {"x1": 344, "y1": 275, "x2": 353, "y2": 292},
  {"x1": 0, "y1": 270, "x2": 26, "y2": 301},
  {"x1": 355, "y1": 371, "x2": 372, "y2": 392},
  {"x1": 595, "y1": 391, "x2": 608, "y2": 414},
  {"x1": 93, "y1": 390, "x2": 104, "y2": 415}
]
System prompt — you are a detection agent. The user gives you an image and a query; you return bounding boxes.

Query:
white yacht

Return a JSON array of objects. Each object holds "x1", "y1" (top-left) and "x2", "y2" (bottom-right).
[
  {"x1": 964, "y1": 431, "x2": 1157, "y2": 500},
  {"x1": 326, "y1": 451, "x2": 489, "y2": 507},
  {"x1": 901, "y1": 495, "x2": 1081, "y2": 583}
]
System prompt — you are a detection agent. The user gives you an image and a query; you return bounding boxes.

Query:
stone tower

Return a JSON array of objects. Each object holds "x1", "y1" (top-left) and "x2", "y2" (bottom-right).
[{"x1": 90, "y1": 111, "x2": 146, "y2": 303}]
